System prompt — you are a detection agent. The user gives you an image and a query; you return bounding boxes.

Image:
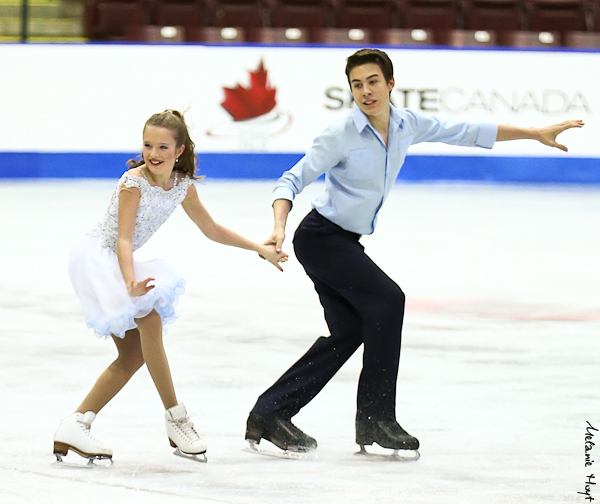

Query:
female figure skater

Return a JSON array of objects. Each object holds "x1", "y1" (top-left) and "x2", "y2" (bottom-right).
[{"x1": 53, "y1": 109, "x2": 287, "y2": 464}]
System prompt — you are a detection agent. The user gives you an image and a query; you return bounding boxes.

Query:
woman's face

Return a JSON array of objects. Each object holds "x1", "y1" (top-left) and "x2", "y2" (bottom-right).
[{"x1": 142, "y1": 125, "x2": 184, "y2": 176}]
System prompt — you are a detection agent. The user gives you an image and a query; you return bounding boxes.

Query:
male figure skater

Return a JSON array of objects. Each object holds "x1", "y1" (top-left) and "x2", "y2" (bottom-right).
[{"x1": 246, "y1": 48, "x2": 583, "y2": 455}]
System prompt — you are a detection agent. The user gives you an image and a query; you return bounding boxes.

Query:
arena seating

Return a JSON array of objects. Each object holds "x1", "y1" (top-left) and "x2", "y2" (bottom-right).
[
  {"x1": 336, "y1": 0, "x2": 396, "y2": 30},
  {"x1": 461, "y1": 0, "x2": 523, "y2": 34},
  {"x1": 83, "y1": 0, "x2": 600, "y2": 46},
  {"x1": 155, "y1": 0, "x2": 206, "y2": 31},
  {"x1": 526, "y1": 0, "x2": 589, "y2": 44},
  {"x1": 212, "y1": 0, "x2": 265, "y2": 28},
  {"x1": 90, "y1": 0, "x2": 146, "y2": 40},
  {"x1": 270, "y1": 0, "x2": 330, "y2": 28}
]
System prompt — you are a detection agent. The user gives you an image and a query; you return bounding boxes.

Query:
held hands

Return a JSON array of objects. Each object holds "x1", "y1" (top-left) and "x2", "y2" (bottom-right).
[
  {"x1": 258, "y1": 244, "x2": 289, "y2": 271},
  {"x1": 127, "y1": 277, "x2": 155, "y2": 297},
  {"x1": 258, "y1": 226, "x2": 288, "y2": 271},
  {"x1": 536, "y1": 119, "x2": 584, "y2": 152},
  {"x1": 264, "y1": 226, "x2": 286, "y2": 253}
]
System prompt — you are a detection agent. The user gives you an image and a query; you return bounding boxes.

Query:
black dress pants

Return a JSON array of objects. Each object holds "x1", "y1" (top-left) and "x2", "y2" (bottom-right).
[{"x1": 252, "y1": 209, "x2": 405, "y2": 422}]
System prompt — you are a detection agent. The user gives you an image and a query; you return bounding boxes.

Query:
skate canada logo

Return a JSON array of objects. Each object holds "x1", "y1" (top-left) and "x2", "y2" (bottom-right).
[
  {"x1": 324, "y1": 87, "x2": 592, "y2": 115},
  {"x1": 206, "y1": 60, "x2": 292, "y2": 149}
]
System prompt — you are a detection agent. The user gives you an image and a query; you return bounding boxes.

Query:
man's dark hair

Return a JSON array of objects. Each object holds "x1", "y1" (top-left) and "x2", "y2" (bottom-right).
[{"x1": 345, "y1": 49, "x2": 394, "y2": 87}]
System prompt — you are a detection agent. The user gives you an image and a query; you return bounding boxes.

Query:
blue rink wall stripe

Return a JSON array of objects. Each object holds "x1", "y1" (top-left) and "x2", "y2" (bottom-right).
[{"x1": 0, "y1": 152, "x2": 599, "y2": 184}]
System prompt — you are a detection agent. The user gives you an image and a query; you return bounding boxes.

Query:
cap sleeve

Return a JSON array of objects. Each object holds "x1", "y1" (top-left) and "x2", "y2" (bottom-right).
[
  {"x1": 178, "y1": 175, "x2": 193, "y2": 192},
  {"x1": 119, "y1": 173, "x2": 146, "y2": 191}
]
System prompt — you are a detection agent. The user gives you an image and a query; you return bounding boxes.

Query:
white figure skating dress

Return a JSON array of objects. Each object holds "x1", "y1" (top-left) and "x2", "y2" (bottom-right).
[{"x1": 69, "y1": 169, "x2": 192, "y2": 338}]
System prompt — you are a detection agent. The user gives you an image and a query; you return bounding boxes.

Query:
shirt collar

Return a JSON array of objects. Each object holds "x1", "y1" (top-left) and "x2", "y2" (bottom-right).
[{"x1": 351, "y1": 104, "x2": 404, "y2": 133}]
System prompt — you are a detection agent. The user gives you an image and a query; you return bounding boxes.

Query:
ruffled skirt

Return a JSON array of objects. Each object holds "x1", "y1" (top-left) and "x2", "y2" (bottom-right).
[{"x1": 68, "y1": 235, "x2": 185, "y2": 339}]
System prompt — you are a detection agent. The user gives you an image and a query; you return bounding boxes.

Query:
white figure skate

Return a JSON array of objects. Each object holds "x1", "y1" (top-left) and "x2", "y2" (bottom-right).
[
  {"x1": 53, "y1": 411, "x2": 113, "y2": 467},
  {"x1": 165, "y1": 404, "x2": 207, "y2": 463}
]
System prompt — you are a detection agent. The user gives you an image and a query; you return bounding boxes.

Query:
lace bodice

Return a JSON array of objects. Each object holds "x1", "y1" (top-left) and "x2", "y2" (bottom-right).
[{"x1": 90, "y1": 169, "x2": 193, "y2": 251}]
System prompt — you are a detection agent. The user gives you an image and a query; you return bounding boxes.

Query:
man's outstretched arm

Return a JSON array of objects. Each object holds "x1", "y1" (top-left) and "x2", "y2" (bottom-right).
[{"x1": 497, "y1": 120, "x2": 584, "y2": 152}]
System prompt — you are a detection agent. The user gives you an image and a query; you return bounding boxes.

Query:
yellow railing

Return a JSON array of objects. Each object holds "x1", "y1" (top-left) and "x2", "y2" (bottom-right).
[{"x1": 0, "y1": 0, "x2": 61, "y2": 6}]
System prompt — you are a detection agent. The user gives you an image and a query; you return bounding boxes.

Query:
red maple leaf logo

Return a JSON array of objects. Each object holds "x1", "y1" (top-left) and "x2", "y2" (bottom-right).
[{"x1": 221, "y1": 61, "x2": 277, "y2": 121}]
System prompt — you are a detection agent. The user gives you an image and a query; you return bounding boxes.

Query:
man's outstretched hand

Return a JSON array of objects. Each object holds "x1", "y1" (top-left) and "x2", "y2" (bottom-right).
[{"x1": 536, "y1": 119, "x2": 585, "y2": 152}]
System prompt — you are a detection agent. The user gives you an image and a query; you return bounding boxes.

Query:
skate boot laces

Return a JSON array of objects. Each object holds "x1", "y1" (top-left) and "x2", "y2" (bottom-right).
[
  {"x1": 287, "y1": 421, "x2": 308, "y2": 439},
  {"x1": 387, "y1": 422, "x2": 409, "y2": 436},
  {"x1": 77, "y1": 412, "x2": 107, "y2": 447},
  {"x1": 173, "y1": 414, "x2": 200, "y2": 442},
  {"x1": 276, "y1": 418, "x2": 317, "y2": 450}
]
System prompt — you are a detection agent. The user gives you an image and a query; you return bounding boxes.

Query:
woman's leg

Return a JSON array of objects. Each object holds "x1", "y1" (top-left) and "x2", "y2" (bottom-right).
[
  {"x1": 135, "y1": 310, "x2": 178, "y2": 410},
  {"x1": 76, "y1": 329, "x2": 145, "y2": 414}
]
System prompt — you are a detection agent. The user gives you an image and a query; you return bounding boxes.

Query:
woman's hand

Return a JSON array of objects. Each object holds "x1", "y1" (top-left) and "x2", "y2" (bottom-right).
[
  {"x1": 127, "y1": 277, "x2": 155, "y2": 297},
  {"x1": 257, "y1": 244, "x2": 289, "y2": 271}
]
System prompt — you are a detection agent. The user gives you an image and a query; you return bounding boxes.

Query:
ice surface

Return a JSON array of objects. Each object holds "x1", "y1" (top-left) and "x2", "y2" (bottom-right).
[{"x1": 0, "y1": 179, "x2": 599, "y2": 504}]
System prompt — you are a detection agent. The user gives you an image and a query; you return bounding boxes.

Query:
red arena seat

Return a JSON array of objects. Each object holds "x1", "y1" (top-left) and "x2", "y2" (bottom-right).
[
  {"x1": 94, "y1": 1, "x2": 146, "y2": 40},
  {"x1": 462, "y1": 0, "x2": 523, "y2": 33},
  {"x1": 525, "y1": 0, "x2": 589, "y2": 42},
  {"x1": 564, "y1": 31, "x2": 600, "y2": 47},
  {"x1": 335, "y1": 0, "x2": 396, "y2": 30},
  {"x1": 155, "y1": 1, "x2": 205, "y2": 30},
  {"x1": 374, "y1": 27, "x2": 434, "y2": 44},
  {"x1": 187, "y1": 25, "x2": 248, "y2": 41},
  {"x1": 212, "y1": 0, "x2": 266, "y2": 28},
  {"x1": 501, "y1": 29, "x2": 560, "y2": 46},
  {"x1": 312, "y1": 27, "x2": 373, "y2": 43},
  {"x1": 130, "y1": 24, "x2": 187, "y2": 41},
  {"x1": 396, "y1": 0, "x2": 459, "y2": 43},
  {"x1": 269, "y1": 0, "x2": 331, "y2": 28},
  {"x1": 442, "y1": 28, "x2": 498, "y2": 45},
  {"x1": 250, "y1": 26, "x2": 311, "y2": 42}
]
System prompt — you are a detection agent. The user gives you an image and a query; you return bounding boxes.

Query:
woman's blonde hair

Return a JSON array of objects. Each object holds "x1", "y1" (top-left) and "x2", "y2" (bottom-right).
[{"x1": 127, "y1": 109, "x2": 203, "y2": 180}]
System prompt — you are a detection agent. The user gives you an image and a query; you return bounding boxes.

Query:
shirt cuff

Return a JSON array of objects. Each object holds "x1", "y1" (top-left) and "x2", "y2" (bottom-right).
[
  {"x1": 272, "y1": 186, "x2": 295, "y2": 206},
  {"x1": 475, "y1": 123, "x2": 498, "y2": 149}
]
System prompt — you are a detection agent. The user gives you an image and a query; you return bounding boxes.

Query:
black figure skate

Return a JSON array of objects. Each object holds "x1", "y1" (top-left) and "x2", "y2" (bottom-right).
[
  {"x1": 355, "y1": 419, "x2": 420, "y2": 461},
  {"x1": 244, "y1": 413, "x2": 318, "y2": 460}
]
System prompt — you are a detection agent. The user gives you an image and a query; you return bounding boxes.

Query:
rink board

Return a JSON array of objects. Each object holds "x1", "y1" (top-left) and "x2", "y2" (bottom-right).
[
  {"x1": 0, "y1": 43, "x2": 598, "y2": 182},
  {"x1": 1, "y1": 151, "x2": 599, "y2": 183}
]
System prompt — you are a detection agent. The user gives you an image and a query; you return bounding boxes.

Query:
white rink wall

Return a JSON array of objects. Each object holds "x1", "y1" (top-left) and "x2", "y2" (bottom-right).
[{"x1": 0, "y1": 44, "x2": 598, "y2": 182}]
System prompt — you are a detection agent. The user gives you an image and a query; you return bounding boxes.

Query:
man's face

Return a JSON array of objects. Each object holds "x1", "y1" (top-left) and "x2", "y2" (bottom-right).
[{"x1": 349, "y1": 63, "x2": 395, "y2": 119}]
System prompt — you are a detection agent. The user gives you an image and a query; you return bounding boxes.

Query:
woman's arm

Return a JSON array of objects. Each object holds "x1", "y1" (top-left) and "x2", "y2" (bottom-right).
[
  {"x1": 497, "y1": 120, "x2": 584, "y2": 151},
  {"x1": 117, "y1": 186, "x2": 156, "y2": 296},
  {"x1": 181, "y1": 184, "x2": 288, "y2": 271}
]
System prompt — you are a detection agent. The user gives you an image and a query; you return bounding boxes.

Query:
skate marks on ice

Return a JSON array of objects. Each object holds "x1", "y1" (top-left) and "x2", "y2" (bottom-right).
[
  {"x1": 406, "y1": 298, "x2": 600, "y2": 322},
  {"x1": 2, "y1": 181, "x2": 600, "y2": 504},
  {"x1": 243, "y1": 441, "x2": 319, "y2": 460},
  {"x1": 354, "y1": 445, "x2": 420, "y2": 462}
]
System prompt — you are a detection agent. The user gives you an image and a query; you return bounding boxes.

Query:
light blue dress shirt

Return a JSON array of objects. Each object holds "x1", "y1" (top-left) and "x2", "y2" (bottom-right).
[{"x1": 272, "y1": 104, "x2": 498, "y2": 235}]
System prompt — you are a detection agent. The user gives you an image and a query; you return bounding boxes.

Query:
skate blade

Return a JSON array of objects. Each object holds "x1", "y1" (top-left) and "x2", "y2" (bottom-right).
[
  {"x1": 53, "y1": 452, "x2": 114, "y2": 469},
  {"x1": 354, "y1": 445, "x2": 420, "y2": 462},
  {"x1": 173, "y1": 447, "x2": 207, "y2": 463},
  {"x1": 243, "y1": 441, "x2": 318, "y2": 460}
]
